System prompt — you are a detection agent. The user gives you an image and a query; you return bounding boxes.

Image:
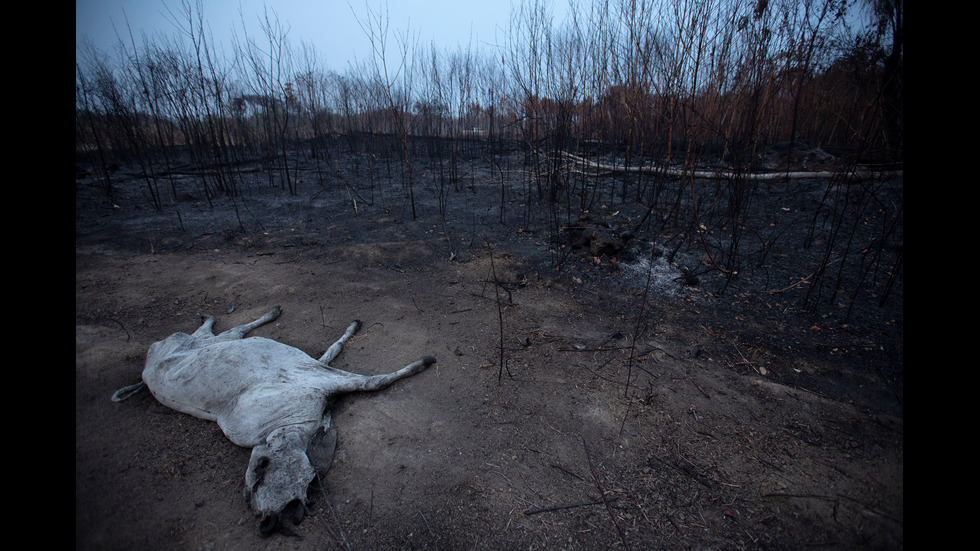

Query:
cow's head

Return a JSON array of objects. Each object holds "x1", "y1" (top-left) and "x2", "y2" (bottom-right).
[
  {"x1": 243, "y1": 424, "x2": 338, "y2": 536},
  {"x1": 244, "y1": 427, "x2": 317, "y2": 535}
]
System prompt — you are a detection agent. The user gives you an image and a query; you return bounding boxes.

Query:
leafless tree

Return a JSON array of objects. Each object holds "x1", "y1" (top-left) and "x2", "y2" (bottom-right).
[{"x1": 354, "y1": 1, "x2": 421, "y2": 219}]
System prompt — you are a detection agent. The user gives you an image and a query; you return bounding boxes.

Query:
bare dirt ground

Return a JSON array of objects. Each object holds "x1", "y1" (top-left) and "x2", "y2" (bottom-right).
[{"x1": 76, "y1": 147, "x2": 903, "y2": 550}]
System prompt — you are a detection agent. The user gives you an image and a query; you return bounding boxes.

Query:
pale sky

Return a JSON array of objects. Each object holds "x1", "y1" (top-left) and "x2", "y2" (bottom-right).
[{"x1": 76, "y1": 0, "x2": 570, "y2": 71}]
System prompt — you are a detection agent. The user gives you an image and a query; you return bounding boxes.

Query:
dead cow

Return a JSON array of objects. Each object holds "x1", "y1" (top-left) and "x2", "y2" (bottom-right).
[{"x1": 112, "y1": 305, "x2": 435, "y2": 536}]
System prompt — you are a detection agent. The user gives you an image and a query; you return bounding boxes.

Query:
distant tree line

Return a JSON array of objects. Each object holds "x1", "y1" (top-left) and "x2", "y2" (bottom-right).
[
  {"x1": 76, "y1": 0, "x2": 901, "y2": 196},
  {"x1": 76, "y1": 0, "x2": 903, "y2": 320}
]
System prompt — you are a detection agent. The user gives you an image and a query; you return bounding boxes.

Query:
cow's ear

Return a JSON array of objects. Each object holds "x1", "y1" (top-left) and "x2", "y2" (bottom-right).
[{"x1": 307, "y1": 425, "x2": 337, "y2": 479}]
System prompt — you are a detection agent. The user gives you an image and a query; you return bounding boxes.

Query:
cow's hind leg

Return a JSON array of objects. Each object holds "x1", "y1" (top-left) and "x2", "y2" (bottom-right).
[
  {"x1": 214, "y1": 305, "x2": 283, "y2": 341},
  {"x1": 337, "y1": 356, "x2": 436, "y2": 393},
  {"x1": 317, "y1": 320, "x2": 361, "y2": 364}
]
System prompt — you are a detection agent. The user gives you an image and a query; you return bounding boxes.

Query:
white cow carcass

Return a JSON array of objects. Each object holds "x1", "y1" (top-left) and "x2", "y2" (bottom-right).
[{"x1": 113, "y1": 306, "x2": 435, "y2": 536}]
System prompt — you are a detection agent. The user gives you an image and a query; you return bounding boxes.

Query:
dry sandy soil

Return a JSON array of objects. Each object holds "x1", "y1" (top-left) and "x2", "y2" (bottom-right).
[{"x1": 76, "y1": 149, "x2": 903, "y2": 550}]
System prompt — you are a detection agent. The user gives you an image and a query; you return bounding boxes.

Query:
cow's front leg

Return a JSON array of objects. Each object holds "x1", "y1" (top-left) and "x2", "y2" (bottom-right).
[
  {"x1": 215, "y1": 306, "x2": 282, "y2": 341},
  {"x1": 318, "y1": 320, "x2": 361, "y2": 364},
  {"x1": 191, "y1": 314, "x2": 217, "y2": 338}
]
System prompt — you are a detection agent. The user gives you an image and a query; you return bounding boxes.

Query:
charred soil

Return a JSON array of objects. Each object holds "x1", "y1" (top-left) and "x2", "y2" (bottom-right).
[{"x1": 76, "y1": 146, "x2": 902, "y2": 550}]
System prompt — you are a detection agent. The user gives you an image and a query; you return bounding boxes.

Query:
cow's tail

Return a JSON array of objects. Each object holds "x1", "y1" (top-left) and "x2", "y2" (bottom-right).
[{"x1": 111, "y1": 381, "x2": 146, "y2": 402}]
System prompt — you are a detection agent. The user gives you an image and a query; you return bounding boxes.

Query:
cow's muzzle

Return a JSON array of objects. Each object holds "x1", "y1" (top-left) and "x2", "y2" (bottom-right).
[{"x1": 258, "y1": 499, "x2": 307, "y2": 537}]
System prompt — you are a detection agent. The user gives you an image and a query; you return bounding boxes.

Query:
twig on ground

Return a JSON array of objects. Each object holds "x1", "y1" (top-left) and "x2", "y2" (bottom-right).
[
  {"x1": 108, "y1": 318, "x2": 131, "y2": 342},
  {"x1": 524, "y1": 497, "x2": 620, "y2": 516},
  {"x1": 486, "y1": 237, "x2": 512, "y2": 384},
  {"x1": 368, "y1": 487, "x2": 374, "y2": 529},
  {"x1": 344, "y1": 184, "x2": 359, "y2": 215},
  {"x1": 550, "y1": 463, "x2": 584, "y2": 481},
  {"x1": 583, "y1": 439, "x2": 630, "y2": 550},
  {"x1": 691, "y1": 378, "x2": 711, "y2": 399},
  {"x1": 419, "y1": 510, "x2": 439, "y2": 549},
  {"x1": 626, "y1": 243, "x2": 658, "y2": 399},
  {"x1": 315, "y1": 479, "x2": 351, "y2": 551}
]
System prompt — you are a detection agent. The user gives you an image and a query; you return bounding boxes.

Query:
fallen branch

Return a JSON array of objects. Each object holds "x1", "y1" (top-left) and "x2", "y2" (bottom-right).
[
  {"x1": 764, "y1": 255, "x2": 844, "y2": 294},
  {"x1": 558, "y1": 150, "x2": 902, "y2": 181},
  {"x1": 524, "y1": 497, "x2": 620, "y2": 516},
  {"x1": 557, "y1": 345, "x2": 633, "y2": 352}
]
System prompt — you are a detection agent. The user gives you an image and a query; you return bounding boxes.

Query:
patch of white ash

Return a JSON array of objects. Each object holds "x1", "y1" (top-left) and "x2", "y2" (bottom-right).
[{"x1": 618, "y1": 242, "x2": 699, "y2": 296}]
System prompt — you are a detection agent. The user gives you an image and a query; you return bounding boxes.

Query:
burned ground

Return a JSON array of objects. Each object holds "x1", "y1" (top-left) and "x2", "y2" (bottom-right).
[{"x1": 76, "y1": 146, "x2": 902, "y2": 550}]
